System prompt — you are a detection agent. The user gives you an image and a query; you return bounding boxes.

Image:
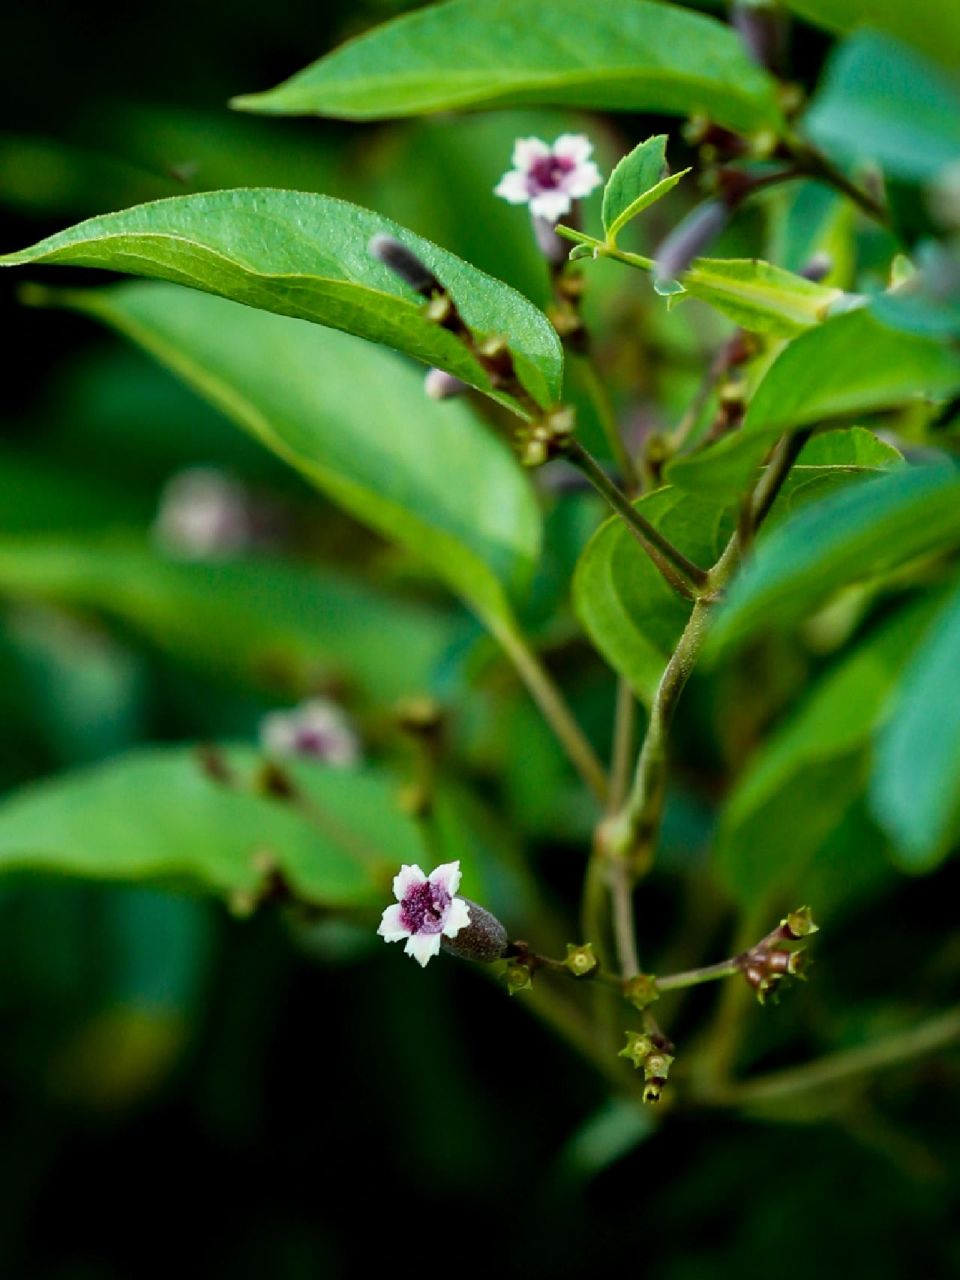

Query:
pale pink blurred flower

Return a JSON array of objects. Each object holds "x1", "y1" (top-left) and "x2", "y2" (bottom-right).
[
  {"x1": 494, "y1": 134, "x2": 602, "y2": 222},
  {"x1": 260, "y1": 698, "x2": 360, "y2": 767},
  {"x1": 152, "y1": 467, "x2": 252, "y2": 560},
  {"x1": 378, "y1": 861, "x2": 472, "y2": 967}
]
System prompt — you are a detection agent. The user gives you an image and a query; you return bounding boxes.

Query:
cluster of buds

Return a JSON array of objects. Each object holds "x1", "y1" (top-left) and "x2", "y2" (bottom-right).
[
  {"x1": 740, "y1": 906, "x2": 818, "y2": 1005},
  {"x1": 618, "y1": 1030, "x2": 676, "y2": 1104},
  {"x1": 514, "y1": 405, "x2": 576, "y2": 468}
]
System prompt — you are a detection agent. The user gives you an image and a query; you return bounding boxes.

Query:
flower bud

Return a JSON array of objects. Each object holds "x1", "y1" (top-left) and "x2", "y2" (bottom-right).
[
  {"x1": 799, "y1": 251, "x2": 833, "y2": 283},
  {"x1": 564, "y1": 942, "x2": 598, "y2": 978},
  {"x1": 781, "y1": 906, "x2": 818, "y2": 940},
  {"x1": 531, "y1": 213, "x2": 569, "y2": 266},
  {"x1": 654, "y1": 200, "x2": 729, "y2": 283},
  {"x1": 424, "y1": 368, "x2": 468, "y2": 400},
  {"x1": 440, "y1": 899, "x2": 510, "y2": 964},
  {"x1": 623, "y1": 973, "x2": 660, "y2": 1011},
  {"x1": 503, "y1": 960, "x2": 533, "y2": 994},
  {"x1": 731, "y1": 1, "x2": 786, "y2": 73},
  {"x1": 369, "y1": 234, "x2": 443, "y2": 297},
  {"x1": 618, "y1": 1031, "x2": 655, "y2": 1069}
]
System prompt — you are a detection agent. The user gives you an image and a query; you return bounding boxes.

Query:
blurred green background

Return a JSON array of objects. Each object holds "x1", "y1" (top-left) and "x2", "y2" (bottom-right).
[{"x1": 0, "y1": 3, "x2": 958, "y2": 1278}]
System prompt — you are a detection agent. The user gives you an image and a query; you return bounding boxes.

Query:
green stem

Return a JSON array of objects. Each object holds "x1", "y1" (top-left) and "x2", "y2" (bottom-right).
[
  {"x1": 565, "y1": 440, "x2": 708, "y2": 598},
  {"x1": 555, "y1": 224, "x2": 655, "y2": 272},
  {"x1": 610, "y1": 859, "x2": 641, "y2": 979},
  {"x1": 655, "y1": 957, "x2": 743, "y2": 993},
  {"x1": 577, "y1": 355, "x2": 640, "y2": 491},
  {"x1": 786, "y1": 134, "x2": 889, "y2": 226},
  {"x1": 701, "y1": 1006, "x2": 960, "y2": 1107},
  {"x1": 496, "y1": 622, "x2": 609, "y2": 805}
]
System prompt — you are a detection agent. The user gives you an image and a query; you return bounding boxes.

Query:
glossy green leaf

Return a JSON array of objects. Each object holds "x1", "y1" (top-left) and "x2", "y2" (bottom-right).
[
  {"x1": 38, "y1": 282, "x2": 541, "y2": 635},
  {"x1": 602, "y1": 136, "x2": 689, "y2": 244},
  {"x1": 0, "y1": 535, "x2": 455, "y2": 704},
  {"x1": 681, "y1": 258, "x2": 845, "y2": 338},
  {"x1": 231, "y1": 0, "x2": 784, "y2": 134},
  {"x1": 667, "y1": 308, "x2": 960, "y2": 497},
  {"x1": 0, "y1": 746, "x2": 414, "y2": 906},
  {"x1": 716, "y1": 598, "x2": 939, "y2": 908},
  {"x1": 708, "y1": 465, "x2": 960, "y2": 654},
  {"x1": 573, "y1": 429, "x2": 896, "y2": 699},
  {"x1": 871, "y1": 576, "x2": 960, "y2": 869},
  {"x1": 785, "y1": 1, "x2": 960, "y2": 71},
  {"x1": 805, "y1": 32, "x2": 960, "y2": 182},
  {"x1": 1, "y1": 189, "x2": 562, "y2": 409}
]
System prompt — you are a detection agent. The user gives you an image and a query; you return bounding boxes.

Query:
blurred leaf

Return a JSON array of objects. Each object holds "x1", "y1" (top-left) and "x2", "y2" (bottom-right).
[
  {"x1": 574, "y1": 430, "x2": 899, "y2": 700},
  {"x1": 554, "y1": 1097, "x2": 655, "y2": 1186},
  {"x1": 0, "y1": 534, "x2": 455, "y2": 704},
  {"x1": 785, "y1": 0, "x2": 960, "y2": 71},
  {"x1": 231, "y1": 0, "x2": 784, "y2": 134},
  {"x1": 707, "y1": 466, "x2": 960, "y2": 655},
  {"x1": 0, "y1": 746, "x2": 411, "y2": 905},
  {"x1": 667, "y1": 309, "x2": 960, "y2": 497},
  {"x1": 0, "y1": 448, "x2": 151, "y2": 533},
  {"x1": 602, "y1": 135, "x2": 688, "y2": 243},
  {"x1": 805, "y1": 32, "x2": 960, "y2": 183},
  {"x1": 716, "y1": 597, "x2": 940, "y2": 909},
  {"x1": 40, "y1": 282, "x2": 542, "y2": 635},
  {"x1": 1, "y1": 190, "x2": 562, "y2": 410},
  {"x1": 681, "y1": 258, "x2": 845, "y2": 338},
  {"x1": 871, "y1": 575, "x2": 960, "y2": 869},
  {"x1": 768, "y1": 182, "x2": 855, "y2": 287}
]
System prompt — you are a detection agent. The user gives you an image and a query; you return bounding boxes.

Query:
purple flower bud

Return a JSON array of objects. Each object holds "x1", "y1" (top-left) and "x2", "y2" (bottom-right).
[
  {"x1": 731, "y1": 1, "x2": 786, "y2": 73},
  {"x1": 368, "y1": 234, "x2": 443, "y2": 297},
  {"x1": 654, "y1": 200, "x2": 729, "y2": 283},
  {"x1": 530, "y1": 213, "x2": 568, "y2": 266},
  {"x1": 800, "y1": 251, "x2": 833, "y2": 283},
  {"x1": 424, "y1": 368, "x2": 468, "y2": 400}
]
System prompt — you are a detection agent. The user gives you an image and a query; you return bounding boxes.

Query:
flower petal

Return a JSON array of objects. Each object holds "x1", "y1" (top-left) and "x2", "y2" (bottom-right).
[
  {"x1": 529, "y1": 189, "x2": 573, "y2": 222},
  {"x1": 562, "y1": 160, "x2": 603, "y2": 200},
  {"x1": 392, "y1": 864, "x2": 426, "y2": 902},
  {"x1": 442, "y1": 897, "x2": 472, "y2": 939},
  {"x1": 512, "y1": 136, "x2": 550, "y2": 171},
  {"x1": 428, "y1": 860, "x2": 462, "y2": 898},
  {"x1": 553, "y1": 133, "x2": 594, "y2": 165},
  {"x1": 405, "y1": 932, "x2": 442, "y2": 967},
  {"x1": 378, "y1": 903, "x2": 410, "y2": 942},
  {"x1": 494, "y1": 170, "x2": 531, "y2": 205}
]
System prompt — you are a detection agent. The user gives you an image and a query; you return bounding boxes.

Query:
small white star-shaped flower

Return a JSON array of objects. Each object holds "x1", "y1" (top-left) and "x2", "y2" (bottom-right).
[
  {"x1": 260, "y1": 698, "x2": 360, "y2": 767},
  {"x1": 494, "y1": 134, "x2": 603, "y2": 222},
  {"x1": 378, "y1": 860, "x2": 472, "y2": 967}
]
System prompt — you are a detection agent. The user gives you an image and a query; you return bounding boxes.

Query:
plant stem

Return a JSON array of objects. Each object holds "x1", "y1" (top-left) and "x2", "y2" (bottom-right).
[
  {"x1": 565, "y1": 439, "x2": 709, "y2": 598},
  {"x1": 496, "y1": 622, "x2": 609, "y2": 805},
  {"x1": 578, "y1": 355, "x2": 640, "y2": 491},
  {"x1": 701, "y1": 1006, "x2": 960, "y2": 1107},
  {"x1": 555, "y1": 224, "x2": 655, "y2": 272},
  {"x1": 656, "y1": 958, "x2": 743, "y2": 992},
  {"x1": 785, "y1": 134, "x2": 889, "y2": 225},
  {"x1": 610, "y1": 859, "x2": 641, "y2": 978}
]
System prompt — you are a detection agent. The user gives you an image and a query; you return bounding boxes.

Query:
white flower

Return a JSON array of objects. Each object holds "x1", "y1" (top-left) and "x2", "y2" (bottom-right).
[
  {"x1": 260, "y1": 698, "x2": 360, "y2": 767},
  {"x1": 378, "y1": 861, "x2": 472, "y2": 967},
  {"x1": 152, "y1": 467, "x2": 252, "y2": 560},
  {"x1": 494, "y1": 134, "x2": 602, "y2": 222}
]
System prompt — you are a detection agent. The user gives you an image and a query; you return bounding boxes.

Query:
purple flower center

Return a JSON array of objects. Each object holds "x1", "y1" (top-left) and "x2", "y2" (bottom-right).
[
  {"x1": 527, "y1": 153, "x2": 575, "y2": 193},
  {"x1": 400, "y1": 880, "x2": 450, "y2": 935},
  {"x1": 293, "y1": 727, "x2": 338, "y2": 757}
]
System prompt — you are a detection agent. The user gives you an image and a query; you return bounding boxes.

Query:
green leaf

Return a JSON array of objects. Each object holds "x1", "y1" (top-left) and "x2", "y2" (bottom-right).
[
  {"x1": 0, "y1": 535, "x2": 455, "y2": 705},
  {"x1": 38, "y1": 282, "x2": 541, "y2": 636},
  {"x1": 572, "y1": 429, "x2": 895, "y2": 699},
  {"x1": 805, "y1": 32, "x2": 960, "y2": 182},
  {"x1": 231, "y1": 0, "x2": 784, "y2": 134},
  {"x1": 871, "y1": 576, "x2": 960, "y2": 869},
  {"x1": 602, "y1": 136, "x2": 689, "y2": 244},
  {"x1": 784, "y1": 1, "x2": 960, "y2": 72},
  {"x1": 681, "y1": 258, "x2": 845, "y2": 338},
  {"x1": 707, "y1": 465, "x2": 960, "y2": 655},
  {"x1": 1, "y1": 189, "x2": 562, "y2": 410},
  {"x1": 667, "y1": 308, "x2": 960, "y2": 497},
  {"x1": 0, "y1": 746, "x2": 414, "y2": 906},
  {"x1": 716, "y1": 597, "x2": 940, "y2": 908}
]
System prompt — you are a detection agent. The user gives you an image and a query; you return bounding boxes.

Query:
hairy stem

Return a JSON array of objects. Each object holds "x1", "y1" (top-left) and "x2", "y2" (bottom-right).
[{"x1": 565, "y1": 440, "x2": 708, "y2": 598}]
